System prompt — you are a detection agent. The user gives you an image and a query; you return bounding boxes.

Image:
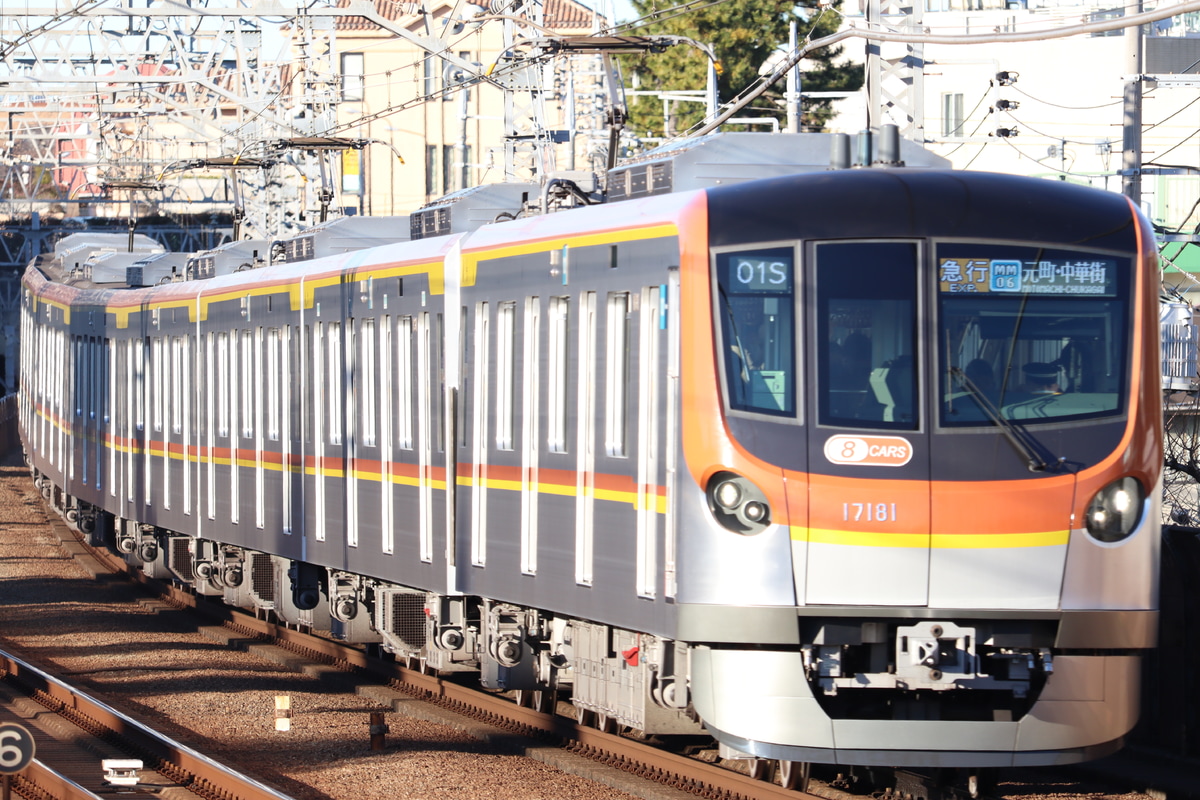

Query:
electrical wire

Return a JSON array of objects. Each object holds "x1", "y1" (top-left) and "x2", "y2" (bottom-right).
[
  {"x1": 960, "y1": 141, "x2": 988, "y2": 170},
  {"x1": 933, "y1": 84, "x2": 996, "y2": 158},
  {"x1": 1168, "y1": 193, "x2": 1200, "y2": 234},
  {"x1": 1143, "y1": 95, "x2": 1200, "y2": 132},
  {"x1": 688, "y1": 0, "x2": 1200, "y2": 137},
  {"x1": 996, "y1": 135, "x2": 1083, "y2": 177},
  {"x1": 1145, "y1": 162, "x2": 1200, "y2": 173},
  {"x1": 601, "y1": 0, "x2": 733, "y2": 37},
  {"x1": 1008, "y1": 84, "x2": 1122, "y2": 111},
  {"x1": 999, "y1": 114, "x2": 1104, "y2": 146},
  {"x1": 1149, "y1": 128, "x2": 1200, "y2": 164}
]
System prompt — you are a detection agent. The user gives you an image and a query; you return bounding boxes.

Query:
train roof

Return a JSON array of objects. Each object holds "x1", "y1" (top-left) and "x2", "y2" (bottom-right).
[{"x1": 704, "y1": 168, "x2": 1142, "y2": 253}]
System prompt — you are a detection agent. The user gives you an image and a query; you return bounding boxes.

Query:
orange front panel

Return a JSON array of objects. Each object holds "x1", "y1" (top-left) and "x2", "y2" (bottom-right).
[
  {"x1": 804, "y1": 472, "x2": 931, "y2": 605},
  {"x1": 930, "y1": 474, "x2": 1074, "y2": 545}
]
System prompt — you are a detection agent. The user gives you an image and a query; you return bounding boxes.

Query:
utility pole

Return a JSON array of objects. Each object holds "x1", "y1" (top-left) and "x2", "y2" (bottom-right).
[
  {"x1": 786, "y1": 20, "x2": 801, "y2": 134},
  {"x1": 1121, "y1": 1, "x2": 1144, "y2": 206}
]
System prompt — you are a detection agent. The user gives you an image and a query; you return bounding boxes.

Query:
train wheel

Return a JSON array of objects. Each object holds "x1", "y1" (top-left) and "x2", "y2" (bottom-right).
[
  {"x1": 966, "y1": 770, "x2": 993, "y2": 799},
  {"x1": 515, "y1": 689, "x2": 554, "y2": 713},
  {"x1": 779, "y1": 761, "x2": 811, "y2": 792},
  {"x1": 749, "y1": 759, "x2": 776, "y2": 782}
]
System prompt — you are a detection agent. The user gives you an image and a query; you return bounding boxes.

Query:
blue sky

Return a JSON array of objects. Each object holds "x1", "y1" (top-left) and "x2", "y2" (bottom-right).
[
  {"x1": 612, "y1": 0, "x2": 637, "y2": 22},
  {"x1": 599, "y1": 0, "x2": 639, "y2": 24}
]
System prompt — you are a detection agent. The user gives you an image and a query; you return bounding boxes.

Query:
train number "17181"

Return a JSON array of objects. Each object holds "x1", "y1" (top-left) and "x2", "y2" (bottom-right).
[{"x1": 843, "y1": 502, "x2": 898, "y2": 522}]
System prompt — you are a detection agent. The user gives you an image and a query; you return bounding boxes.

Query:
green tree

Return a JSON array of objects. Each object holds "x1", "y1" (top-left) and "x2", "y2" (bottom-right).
[{"x1": 620, "y1": 0, "x2": 861, "y2": 141}]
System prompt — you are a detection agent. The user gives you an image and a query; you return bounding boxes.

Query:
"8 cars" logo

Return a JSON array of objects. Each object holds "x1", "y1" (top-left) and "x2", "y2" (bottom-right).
[{"x1": 823, "y1": 435, "x2": 913, "y2": 467}]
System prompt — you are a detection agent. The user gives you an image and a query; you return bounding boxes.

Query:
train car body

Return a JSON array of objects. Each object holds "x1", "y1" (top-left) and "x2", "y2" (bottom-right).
[{"x1": 20, "y1": 164, "x2": 1162, "y2": 770}]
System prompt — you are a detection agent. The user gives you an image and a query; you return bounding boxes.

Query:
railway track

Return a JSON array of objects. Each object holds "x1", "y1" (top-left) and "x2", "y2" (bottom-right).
[
  {"x1": 48, "y1": 512, "x2": 825, "y2": 800},
  {"x1": 0, "y1": 646, "x2": 293, "y2": 800},
  {"x1": 11, "y1": 477, "x2": 1170, "y2": 800}
]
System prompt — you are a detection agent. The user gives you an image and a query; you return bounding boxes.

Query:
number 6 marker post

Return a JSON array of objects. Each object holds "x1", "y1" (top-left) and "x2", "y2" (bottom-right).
[{"x1": 0, "y1": 723, "x2": 35, "y2": 800}]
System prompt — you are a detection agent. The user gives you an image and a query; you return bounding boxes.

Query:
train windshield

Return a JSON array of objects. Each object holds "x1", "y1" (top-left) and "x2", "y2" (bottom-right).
[
  {"x1": 714, "y1": 246, "x2": 796, "y2": 416},
  {"x1": 816, "y1": 241, "x2": 919, "y2": 430},
  {"x1": 938, "y1": 244, "x2": 1129, "y2": 427}
]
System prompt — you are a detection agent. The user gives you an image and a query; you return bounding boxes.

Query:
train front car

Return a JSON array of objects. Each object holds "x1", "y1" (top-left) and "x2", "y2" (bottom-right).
[{"x1": 679, "y1": 169, "x2": 1162, "y2": 768}]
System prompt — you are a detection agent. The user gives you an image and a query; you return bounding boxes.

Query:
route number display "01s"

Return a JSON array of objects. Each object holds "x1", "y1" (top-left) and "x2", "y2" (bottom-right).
[
  {"x1": 0, "y1": 723, "x2": 35, "y2": 774},
  {"x1": 730, "y1": 255, "x2": 793, "y2": 293}
]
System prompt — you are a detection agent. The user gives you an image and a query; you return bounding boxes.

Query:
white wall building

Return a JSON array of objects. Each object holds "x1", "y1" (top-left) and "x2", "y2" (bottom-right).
[{"x1": 826, "y1": 1, "x2": 1200, "y2": 235}]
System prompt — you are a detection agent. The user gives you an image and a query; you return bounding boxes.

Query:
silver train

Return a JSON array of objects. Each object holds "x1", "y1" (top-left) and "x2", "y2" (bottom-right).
[{"x1": 20, "y1": 133, "x2": 1163, "y2": 780}]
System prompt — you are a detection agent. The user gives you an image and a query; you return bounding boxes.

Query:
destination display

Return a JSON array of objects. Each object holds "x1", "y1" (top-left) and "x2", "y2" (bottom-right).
[
  {"x1": 938, "y1": 257, "x2": 1119, "y2": 296},
  {"x1": 724, "y1": 250, "x2": 794, "y2": 293}
]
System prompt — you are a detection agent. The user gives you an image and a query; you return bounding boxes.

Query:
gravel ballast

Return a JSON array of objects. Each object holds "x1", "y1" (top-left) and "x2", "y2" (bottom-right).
[{"x1": 0, "y1": 454, "x2": 641, "y2": 800}]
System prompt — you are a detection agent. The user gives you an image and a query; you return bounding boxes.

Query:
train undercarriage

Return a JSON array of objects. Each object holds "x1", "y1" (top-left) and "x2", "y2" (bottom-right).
[
  {"x1": 53, "y1": 486, "x2": 704, "y2": 738},
  {"x1": 44, "y1": 476, "x2": 1069, "y2": 799}
]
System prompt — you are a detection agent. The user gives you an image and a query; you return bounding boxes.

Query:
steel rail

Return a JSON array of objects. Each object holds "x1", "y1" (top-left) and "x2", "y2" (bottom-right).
[
  {"x1": 53, "y1": 514, "x2": 820, "y2": 800},
  {"x1": 16, "y1": 760, "x2": 107, "y2": 800},
  {"x1": 0, "y1": 647, "x2": 294, "y2": 800}
]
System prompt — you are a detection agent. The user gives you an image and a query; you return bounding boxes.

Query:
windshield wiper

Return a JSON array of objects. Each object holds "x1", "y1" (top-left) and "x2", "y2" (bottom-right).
[
  {"x1": 717, "y1": 284, "x2": 751, "y2": 384},
  {"x1": 950, "y1": 366, "x2": 1049, "y2": 472}
]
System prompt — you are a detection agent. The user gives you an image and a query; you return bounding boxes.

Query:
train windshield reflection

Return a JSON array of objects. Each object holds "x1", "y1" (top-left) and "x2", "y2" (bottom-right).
[{"x1": 938, "y1": 246, "x2": 1129, "y2": 427}]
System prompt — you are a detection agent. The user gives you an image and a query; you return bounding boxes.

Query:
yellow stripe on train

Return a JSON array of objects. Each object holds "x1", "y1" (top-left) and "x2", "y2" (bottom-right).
[{"x1": 797, "y1": 527, "x2": 1070, "y2": 548}]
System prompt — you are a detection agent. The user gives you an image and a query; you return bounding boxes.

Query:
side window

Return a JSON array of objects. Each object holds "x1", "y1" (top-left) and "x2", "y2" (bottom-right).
[
  {"x1": 216, "y1": 332, "x2": 229, "y2": 438},
  {"x1": 171, "y1": 337, "x2": 183, "y2": 435},
  {"x1": 604, "y1": 292, "x2": 630, "y2": 457},
  {"x1": 267, "y1": 328, "x2": 281, "y2": 441},
  {"x1": 328, "y1": 322, "x2": 343, "y2": 446},
  {"x1": 241, "y1": 330, "x2": 254, "y2": 439},
  {"x1": 495, "y1": 302, "x2": 516, "y2": 451},
  {"x1": 152, "y1": 337, "x2": 164, "y2": 433},
  {"x1": 815, "y1": 241, "x2": 919, "y2": 430},
  {"x1": 547, "y1": 296, "x2": 569, "y2": 454},
  {"x1": 396, "y1": 316, "x2": 414, "y2": 450},
  {"x1": 361, "y1": 318, "x2": 376, "y2": 447},
  {"x1": 714, "y1": 246, "x2": 796, "y2": 416}
]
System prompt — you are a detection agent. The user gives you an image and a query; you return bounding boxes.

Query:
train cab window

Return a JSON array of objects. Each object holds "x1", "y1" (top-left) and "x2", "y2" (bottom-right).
[
  {"x1": 714, "y1": 246, "x2": 796, "y2": 417},
  {"x1": 938, "y1": 245, "x2": 1129, "y2": 426},
  {"x1": 816, "y1": 241, "x2": 919, "y2": 430}
]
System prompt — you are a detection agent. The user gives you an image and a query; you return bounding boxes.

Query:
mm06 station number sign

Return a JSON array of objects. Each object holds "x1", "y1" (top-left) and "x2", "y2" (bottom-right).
[{"x1": 0, "y1": 723, "x2": 34, "y2": 774}]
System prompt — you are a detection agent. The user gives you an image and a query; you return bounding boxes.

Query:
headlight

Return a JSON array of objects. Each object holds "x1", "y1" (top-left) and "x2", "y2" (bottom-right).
[
  {"x1": 706, "y1": 472, "x2": 771, "y2": 535},
  {"x1": 1085, "y1": 476, "x2": 1145, "y2": 543}
]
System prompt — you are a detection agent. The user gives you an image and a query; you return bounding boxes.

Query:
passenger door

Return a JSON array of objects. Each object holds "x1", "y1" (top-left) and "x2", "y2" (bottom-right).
[{"x1": 804, "y1": 241, "x2": 931, "y2": 607}]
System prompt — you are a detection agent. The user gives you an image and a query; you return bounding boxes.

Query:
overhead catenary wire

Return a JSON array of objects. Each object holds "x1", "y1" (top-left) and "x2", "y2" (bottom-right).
[
  {"x1": 600, "y1": 0, "x2": 733, "y2": 37},
  {"x1": 687, "y1": 0, "x2": 1200, "y2": 138}
]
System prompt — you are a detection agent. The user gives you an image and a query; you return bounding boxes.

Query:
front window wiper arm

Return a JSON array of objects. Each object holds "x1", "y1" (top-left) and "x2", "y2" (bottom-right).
[
  {"x1": 950, "y1": 366, "x2": 1049, "y2": 472},
  {"x1": 718, "y1": 284, "x2": 750, "y2": 384}
]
